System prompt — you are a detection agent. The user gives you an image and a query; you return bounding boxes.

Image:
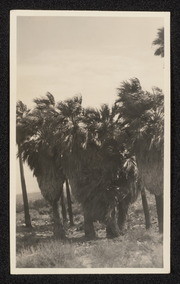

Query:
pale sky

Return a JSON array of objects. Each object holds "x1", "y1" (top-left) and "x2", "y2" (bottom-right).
[{"x1": 16, "y1": 15, "x2": 164, "y2": 194}]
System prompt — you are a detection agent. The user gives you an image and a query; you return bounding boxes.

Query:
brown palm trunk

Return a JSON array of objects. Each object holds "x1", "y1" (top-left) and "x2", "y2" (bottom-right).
[
  {"x1": 84, "y1": 209, "x2": 96, "y2": 240},
  {"x1": 141, "y1": 187, "x2": 151, "y2": 229},
  {"x1": 52, "y1": 201, "x2": 66, "y2": 239},
  {"x1": 65, "y1": 179, "x2": 74, "y2": 226},
  {"x1": 117, "y1": 199, "x2": 129, "y2": 234},
  {"x1": 61, "y1": 189, "x2": 67, "y2": 223},
  {"x1": 155, "y1": 194, "x2": 163, "y2": 233},
  {"x1": 18, "y1": 145, "x2": 32, "y2": 228},
  {"x1": 106, "y1": 208, "x2": 120, "y2": 238}
]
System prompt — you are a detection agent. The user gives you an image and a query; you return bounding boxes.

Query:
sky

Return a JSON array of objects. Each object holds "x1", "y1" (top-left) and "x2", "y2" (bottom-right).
[{"x1": 16, "y1": 15, "x2": 164, "y2": 194}]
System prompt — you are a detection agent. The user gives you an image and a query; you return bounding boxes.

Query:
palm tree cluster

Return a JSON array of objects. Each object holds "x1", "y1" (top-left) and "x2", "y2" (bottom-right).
[
  {"x1": 116, "y1": 78, "x2": 164, "y2": 232},
  {"x1": 16, "y1": 76, "x2": 164, "y2": 238}
]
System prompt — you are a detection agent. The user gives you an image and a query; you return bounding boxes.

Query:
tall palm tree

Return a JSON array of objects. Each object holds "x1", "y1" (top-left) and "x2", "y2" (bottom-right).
[
  {"x1": 54, "y1": 97, "x2": 111, "y2": 238},
  {"x1": 55, "y1": 96, "x2": 97, "y2": 239},
  {"x1": 55, "y1": 97, "x2": 141, "y2": 238},
  {"x1": 152, "y1": 27, "x2": 164, "y2": 57},
  {"x1": 19, "y1": 93, "x2": 66, "y2": 239},
  {"x1": 16, "y1": 101, "x2": 32, "y2": 228},
  {"x1": 116, "y1": 78, "x2": 164, "y2": 233}
]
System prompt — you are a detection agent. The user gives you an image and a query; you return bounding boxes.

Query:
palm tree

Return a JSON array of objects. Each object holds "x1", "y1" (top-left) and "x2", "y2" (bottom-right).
[
  {"x1": 19, "y1": 93, "x2": 66, "y2": 239},
  {"x1": 53, "y1": 97, "x2": 108, "y2": 238},
  {"x1": 16, "y1": 101, "x2": 32, "y2": 228},
  {"x1": 152, "y1": 27, "x2": 164, "y2": 57},
  {"x1": 116, "y1": 78, "x2": 164, "y2": 233},
  {"x1": 55, "y1": 97, "x2": 141, "y2": 238},
  {"x1": 55, "y1": 96, "x2": 98, "y2": 239},
  {"x1": 82, "y1": 104, "x2": 122, "y2": 238}
]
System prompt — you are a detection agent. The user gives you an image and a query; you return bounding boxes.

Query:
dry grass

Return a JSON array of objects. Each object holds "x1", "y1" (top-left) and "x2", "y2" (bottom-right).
[
  {"x1": 16, "y1": 191, "x2": 163, "y2": 268},
  {"x1": 89, "y1": 229, "x2": 163, "y2": 268},
  {"x1": 16, "y1": 228, "x2": 163, "y2": 268},
  {"x1": 16, "y1": 240, "x2": 84, "y2": 268}
]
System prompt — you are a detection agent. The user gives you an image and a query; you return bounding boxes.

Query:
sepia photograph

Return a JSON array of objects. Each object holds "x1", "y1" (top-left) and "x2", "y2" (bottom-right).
[{"x1": 10, "y1": 10, "x2": 170, "y2": 274}]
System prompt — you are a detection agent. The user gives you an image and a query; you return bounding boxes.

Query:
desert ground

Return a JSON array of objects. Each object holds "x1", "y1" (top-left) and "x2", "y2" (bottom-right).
[{"x1": 16, "y1": 191, "x2": 163, "y2": 268}]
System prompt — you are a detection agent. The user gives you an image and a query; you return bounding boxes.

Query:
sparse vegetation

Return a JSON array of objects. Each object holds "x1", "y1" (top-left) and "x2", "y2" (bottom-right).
[
  {"x1": 16, "y1": 191, "x2": 163, "y2": 268},
  {"x1": 16, "y1": 232, "x2": 162, "y2": 268}
]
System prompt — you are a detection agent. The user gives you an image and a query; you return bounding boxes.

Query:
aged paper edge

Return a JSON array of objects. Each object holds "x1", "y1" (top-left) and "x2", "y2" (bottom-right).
[{"x1": 10, "y1": 10, "x2": 171, "y2": 274}]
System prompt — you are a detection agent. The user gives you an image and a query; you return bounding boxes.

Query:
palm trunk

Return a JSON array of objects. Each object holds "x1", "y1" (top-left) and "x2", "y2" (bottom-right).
[
  {"x1": 106, "y1": 208, "x2": 120, "y2": 238},
  {"x1": 155, "y1": 194, "x2": 163, "y2": 233},
  {"x1": 65, "y1": 179, "x2": 74, "y2": 226},
  {"x1": 52, "y1": 201, "x2": 66, "y2": 239},
  {"x1": 141, "y1": 187, "x2": 151, "y2": 229},
  {"x1": 84, "y1": 209, "x2": 96, "y2": 240},
  {"x1": 117, "y1": 199, "x2": 129, "y2": 234},
  {"x1": 61, "y1": 189, "x2": 67, "y2": 223},
  {"x1": 18, "y1": 145, "x2": 32, "y2": 228}
]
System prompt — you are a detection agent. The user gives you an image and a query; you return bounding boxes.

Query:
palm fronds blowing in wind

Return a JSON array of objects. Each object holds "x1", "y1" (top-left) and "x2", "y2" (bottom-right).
[
  {"x1": 17, "y1": 93, "x2": 66, "y2": 238},
  {"x1": 16, "y1": 101, "x2": 32, "y2": 228},
  {"x1": 16, "y1": 73, "x2": 164, "y2": 238},
  {"x1": 115, "y1": 78, "x2": 164, "y2": 232},
  {"x1": 152, "y1": 27, "x2": 164, "y2": 57}
]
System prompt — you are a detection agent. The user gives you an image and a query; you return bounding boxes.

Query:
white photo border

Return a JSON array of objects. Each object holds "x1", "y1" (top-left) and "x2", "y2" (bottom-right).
[{"x1": 10, "y1": 10, "x2": 171, "y2": 274}]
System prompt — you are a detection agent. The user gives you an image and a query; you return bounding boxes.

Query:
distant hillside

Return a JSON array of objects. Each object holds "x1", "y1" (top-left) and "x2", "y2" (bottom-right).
[
  {"x1": 16, "y1": 191, "x2": 42, "y2": 204},
  {"x1": 16, "y1": 191, "x2": 48, "y2": 213}
]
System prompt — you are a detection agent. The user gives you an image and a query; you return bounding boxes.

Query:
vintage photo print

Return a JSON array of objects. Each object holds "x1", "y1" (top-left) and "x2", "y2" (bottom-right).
[{"x1": 10, "y1": 10, "x2": 170, "y2": 274}]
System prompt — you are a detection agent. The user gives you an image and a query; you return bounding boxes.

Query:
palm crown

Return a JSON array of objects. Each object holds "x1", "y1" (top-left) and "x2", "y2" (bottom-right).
[
  {"x1": 16, "y1": 76, "x2": 164, "y2": 235},
  {"x1": 152, "y1": 27, "x2": 164, "y2": 57},
  {"x1": 115, "y1": 78, "x2": 164, "y2": 196}
]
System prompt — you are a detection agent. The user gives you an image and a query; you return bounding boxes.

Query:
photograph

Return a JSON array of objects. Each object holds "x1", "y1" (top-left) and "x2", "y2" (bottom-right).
[{"x1": 10, "y1": 10, "x2": 170, "y2": 274}]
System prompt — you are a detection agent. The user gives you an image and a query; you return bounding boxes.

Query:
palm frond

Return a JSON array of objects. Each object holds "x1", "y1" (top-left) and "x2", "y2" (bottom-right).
[{"x1": 152, "y1": 27, "x2": 164, "y2": 57}]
